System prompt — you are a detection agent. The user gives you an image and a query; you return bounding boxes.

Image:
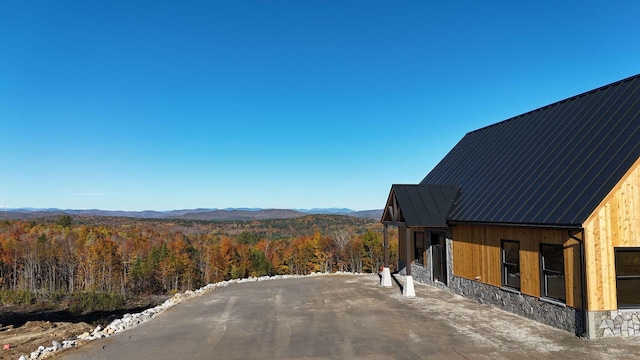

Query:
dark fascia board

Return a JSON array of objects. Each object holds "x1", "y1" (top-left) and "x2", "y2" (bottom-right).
[
  {"x1": 382, "y1": 221, "x2": 450, "y2": 229},
  {"x1": 382, "y1": 221, "x2": 405, "y2": 227},
  {"x1": 380, "y1": 184, "x2": 420, "y2": 223},
  {"x1": 380, "y1": 186, "x2": 395, "y2": 223},
  {"x1": 447, "y1": 220, "x2": 583, "y2": 231},
  {"x1": 380, "y1": 184, "x2": 414, "y2": 224}
]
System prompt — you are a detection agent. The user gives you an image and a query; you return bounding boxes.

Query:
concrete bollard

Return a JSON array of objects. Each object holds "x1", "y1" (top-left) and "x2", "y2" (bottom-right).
[
  {"x1": 381, "y1": 267, "x2": 392, "y2": 287},
  {"x1": 403, "y1": 275, "x2": 415, "y2": 297}
]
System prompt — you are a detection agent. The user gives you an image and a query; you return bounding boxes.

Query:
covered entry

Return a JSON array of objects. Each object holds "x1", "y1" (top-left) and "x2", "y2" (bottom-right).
[{"x1": 380, "y1": 184, "x2": 458, "y2": 296}]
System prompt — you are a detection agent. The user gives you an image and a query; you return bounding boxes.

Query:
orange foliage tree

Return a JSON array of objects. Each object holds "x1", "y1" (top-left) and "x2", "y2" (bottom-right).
[{"x1": 0, "y1": 218, "x2": 385, "y2": 297}]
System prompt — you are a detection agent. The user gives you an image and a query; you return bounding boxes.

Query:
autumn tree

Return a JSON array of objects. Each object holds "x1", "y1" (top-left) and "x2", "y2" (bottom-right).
[
  {"x1": 0, "y1": 218, "x2": 385, "y2": 298},
  {"x1": 333, "y1": 230, "x2": 351, "y2": 272},
  {"x1": 361, "y1": 231, "x2": 383, "y2": 273}
]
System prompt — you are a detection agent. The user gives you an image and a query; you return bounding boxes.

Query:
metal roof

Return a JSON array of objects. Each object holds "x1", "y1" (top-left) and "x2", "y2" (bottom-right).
[
  {"x1": 420, "y1": 74, "x2": 640, "y2": 227},
  {"x1": 381, "y1": 184, "x2": 459, "y2": 227}
]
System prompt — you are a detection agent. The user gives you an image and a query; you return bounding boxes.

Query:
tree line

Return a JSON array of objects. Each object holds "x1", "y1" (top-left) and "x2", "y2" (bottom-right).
[{"x1": 0, "y1": 216, "x2": 398, "y2": 297}]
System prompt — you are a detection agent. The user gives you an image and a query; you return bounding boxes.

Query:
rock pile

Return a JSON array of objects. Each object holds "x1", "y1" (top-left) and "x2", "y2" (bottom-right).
[{"x1": 19, "y1": 273, "x2": 333, "y2": 359}]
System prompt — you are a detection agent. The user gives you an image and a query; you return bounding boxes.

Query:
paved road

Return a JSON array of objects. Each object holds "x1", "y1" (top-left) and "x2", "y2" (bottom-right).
[{"x1": 61, "y1": 275, "x2": 640, "y2": 360}]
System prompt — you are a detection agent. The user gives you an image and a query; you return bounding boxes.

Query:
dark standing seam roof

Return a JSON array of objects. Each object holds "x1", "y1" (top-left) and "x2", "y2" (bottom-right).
[
  {"x1": 383, "y1": 184, "x2": 459, "y2": 227},
  {"x1": 420, "y1": 74, "x2": 640, "y2": 227}
]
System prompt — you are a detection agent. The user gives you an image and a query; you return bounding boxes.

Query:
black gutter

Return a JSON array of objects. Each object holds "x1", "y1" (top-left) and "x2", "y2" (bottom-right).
[
  {"x1": 382, "y1": 221, "x2": 406, "y2": 227},
  {"x1": 447, "y1": 220, "x2": 583, "y2": 230},
  {"x1": 569, "y1": 229, "x2": 588, "y2": 337}
]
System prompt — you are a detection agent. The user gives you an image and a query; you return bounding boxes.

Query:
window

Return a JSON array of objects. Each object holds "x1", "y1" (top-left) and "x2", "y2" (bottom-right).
[
  {"x1": 615, "y1": 248, "x2": 640, "y2": 308},
  {"x1": 540, "y1": 244, "x2": 565, "y2": 302},
  {"x1": 414, "y1": 232, "x2": 425, "y2": 266},
  {"x1": 501, "y1": 240, "x2": 520, "y2": 290}
]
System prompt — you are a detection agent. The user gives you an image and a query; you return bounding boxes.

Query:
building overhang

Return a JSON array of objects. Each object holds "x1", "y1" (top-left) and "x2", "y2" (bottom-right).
[
  {"x1": 446, "y1": 220, "x2": 583, "y2": 231},
  {"x1": 381, "y1": 184, "x2": 460, "y2": 228}
]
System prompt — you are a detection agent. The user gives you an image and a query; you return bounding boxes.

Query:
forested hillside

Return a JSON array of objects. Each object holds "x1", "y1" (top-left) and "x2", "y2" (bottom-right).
[{"x1": 0, "y1": 215, "x2": 398, "y2": 299}]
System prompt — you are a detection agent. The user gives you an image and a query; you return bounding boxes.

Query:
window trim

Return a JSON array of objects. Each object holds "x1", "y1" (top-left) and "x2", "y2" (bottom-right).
[
  {"x1": 501, "y1": 239, "x2": 520, "y2": 291},
  {"x1": 615, "y1": 247, "x2": 640, "y2": 309},
  {"x1": 539, "y1": 243, "x2": 566, "y2": 303}
]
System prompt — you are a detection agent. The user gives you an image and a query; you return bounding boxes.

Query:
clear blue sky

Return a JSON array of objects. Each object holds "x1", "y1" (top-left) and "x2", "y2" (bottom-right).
[{"x1": 1, "y1": 1, "x2": 639, "y2": 211}]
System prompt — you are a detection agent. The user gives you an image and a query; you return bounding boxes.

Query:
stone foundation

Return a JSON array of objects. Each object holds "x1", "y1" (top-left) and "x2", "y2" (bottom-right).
[
  {"x1": 397, "y1": 235, "x2": 584, "y2": 336},
  {"x1": 589, "y1": 310, "x2": 640, "y2": 338},
  {"x1": 398, "y1": 237, "x2": 453, "y2": 292},
  {"x1": 399, "y1": 263, "x2": 448, "y2": 291},
  {"x1": 449, "y1": 276, "x2": 583, "y2": 335},
  {"x1": 398, "y1": 263, "x2": 429, "y2": 283}
]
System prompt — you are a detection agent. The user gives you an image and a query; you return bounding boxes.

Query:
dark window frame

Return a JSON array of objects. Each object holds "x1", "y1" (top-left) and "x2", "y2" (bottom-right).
[
  {"x1": 539, "y1": 243, "x2": 566, "y2": 303},
  {"x1": 615, "y1": 247, "x2": 640, "y2": 309},
  {"x1": 501, "y1": 240, "x2": 520, "y2": 291},
  {"x1": 414, "y1": 231, "x2": 425, "y2": 266},
  {"x1": 431, "y1": 232, "x2": 447, "y2": 285}
]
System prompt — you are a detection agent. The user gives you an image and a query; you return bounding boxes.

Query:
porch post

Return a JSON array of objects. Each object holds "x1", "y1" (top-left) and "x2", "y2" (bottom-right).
[
  {"x1": 381, "y1": 224, "x2": 392, "y2": 287},
  {"x1": 403, "y1": 227, "x2": 415, "y2": 297}
]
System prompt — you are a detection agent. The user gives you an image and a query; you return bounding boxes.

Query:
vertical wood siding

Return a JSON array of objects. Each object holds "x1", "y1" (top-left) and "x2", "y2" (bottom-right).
[
  {"x1": 452, "y1": 225, "x2": 582, "y2": 308},
  {"x1": 398, "y1": 226, "x2": 407, "y2": 266},
  {"x1": 398, "y1": 227, "x2": 425, "y2": 266},
  {"x1": 583, "y1": 158, "x2": 640, "y2": 311}
]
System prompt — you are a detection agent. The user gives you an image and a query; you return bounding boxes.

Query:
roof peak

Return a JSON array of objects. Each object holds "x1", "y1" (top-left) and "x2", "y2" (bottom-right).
[
  {"x1": 468, "y1": 73, "x2": 640, "y2": 135},
  {"x1": 420, "y1": 72, "x2": 640, "y2": 226}
]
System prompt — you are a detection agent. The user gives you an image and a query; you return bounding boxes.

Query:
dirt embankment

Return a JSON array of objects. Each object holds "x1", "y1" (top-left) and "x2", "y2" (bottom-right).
[
  {"x1": 0, "y1": 300, "x2": 166, "y2": 360},
  {"x1": 0, "y1": 321, "x2": 92, "y2": 360}
]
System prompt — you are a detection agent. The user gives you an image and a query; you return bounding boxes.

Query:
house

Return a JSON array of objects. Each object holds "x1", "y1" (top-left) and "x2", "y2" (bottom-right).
[{"x1": 380, "y1": 74, "x2": 640, "y2": 338}]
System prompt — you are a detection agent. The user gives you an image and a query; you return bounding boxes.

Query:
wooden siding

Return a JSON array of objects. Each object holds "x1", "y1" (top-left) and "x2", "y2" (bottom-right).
[
  {"x1": 583, "y1": 157, "x2": 640, "y2": 311},
  {"x1": 398, "y1": 226, "x2": 407, "y2": 266},
  {"x1": 452, "y1": 225, "x2": 582, "y2": 308}
]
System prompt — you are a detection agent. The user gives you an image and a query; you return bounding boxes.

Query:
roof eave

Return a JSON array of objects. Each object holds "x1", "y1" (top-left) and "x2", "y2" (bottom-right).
[{"x1": 447, "y1": 220, "x2": 583, "y2": 230}]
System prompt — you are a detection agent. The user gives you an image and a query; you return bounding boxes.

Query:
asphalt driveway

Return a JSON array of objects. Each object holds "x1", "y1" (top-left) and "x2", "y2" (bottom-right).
[{"x1": 60, "y1": 274, "x2": 640, "y2": 360}]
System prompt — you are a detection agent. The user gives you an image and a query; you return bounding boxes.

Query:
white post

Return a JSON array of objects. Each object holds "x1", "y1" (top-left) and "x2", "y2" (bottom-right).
[
  {"x1": 404, "y1": 227, "x2": 415, "y2": 297},
  {"x1": 381, "y1": 224, "x2": 392, "y2": 287},
  {"x1": 381, "y1": 267, "x2": 392, "y2": 287},
  {"x1": 403, "y1": 275, "x2": 415, "y2": 297}
]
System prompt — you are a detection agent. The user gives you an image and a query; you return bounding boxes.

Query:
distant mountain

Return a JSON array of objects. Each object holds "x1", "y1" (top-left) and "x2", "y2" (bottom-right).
[
  {"x1": 0, "y1": 207, "x2": 383, "y2": 221},
  {"x1": 297, "y1": 208, "x2": 354, "y2": 214},
  {"x1": 350, "y1": 209, "x2": 383, "y2": 219},
  {"x1": 174, "y1": 209, "x2": 305, "y2": 221}
]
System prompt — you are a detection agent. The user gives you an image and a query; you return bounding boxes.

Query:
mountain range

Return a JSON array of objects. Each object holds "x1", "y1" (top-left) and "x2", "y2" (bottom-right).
[{"x1": 0, "y1": 207, "x2": 383, "y2": 221}]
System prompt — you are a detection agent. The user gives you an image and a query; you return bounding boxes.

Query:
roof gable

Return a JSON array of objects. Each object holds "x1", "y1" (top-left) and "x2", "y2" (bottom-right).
[
  {"x1": 382, "y1": 184, "x2": 459, "y2": 227},
  {"x1": 420, "y1": 74, "x2": 640, "y2": 227}
]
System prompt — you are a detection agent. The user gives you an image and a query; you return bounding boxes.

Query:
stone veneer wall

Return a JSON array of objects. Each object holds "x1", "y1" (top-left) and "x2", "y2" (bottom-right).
[
  {"x1": 589, "y1": 310, "x2": 640, "y2": 338},
  {"x1": 398, "y1": 236, "x2": 584, "y2": 336},
  {"x1": 449, "y1": 275, "x2": 584, "y2": 335},
  {"x1": 398, "y1": 237, "x2": 453, "y2": 292}
]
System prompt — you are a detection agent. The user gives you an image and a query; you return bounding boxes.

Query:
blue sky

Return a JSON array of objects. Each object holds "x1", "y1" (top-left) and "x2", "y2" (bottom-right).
[{"x1": 1, "y1": 1, "x2": 639, "y2": 211}]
